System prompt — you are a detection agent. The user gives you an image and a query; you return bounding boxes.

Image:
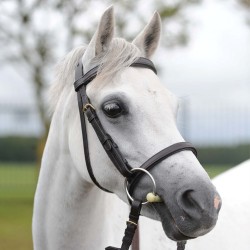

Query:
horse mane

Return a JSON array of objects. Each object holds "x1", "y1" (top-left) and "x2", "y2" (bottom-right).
[{"x1": 48, "y1": 38, "x2": 141, "y2": 115}]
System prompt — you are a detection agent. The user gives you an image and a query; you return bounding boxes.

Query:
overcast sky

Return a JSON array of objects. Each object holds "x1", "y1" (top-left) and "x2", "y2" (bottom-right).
[
  {"x1": 159, "y1": 0, "x2": 250, "y2": 144},
  {"x1": 0, "y1": 0, "x2": 249, "y2": 144},
  {"x1": 160, "y1": 0, "x2": 250, "y2": 102}
]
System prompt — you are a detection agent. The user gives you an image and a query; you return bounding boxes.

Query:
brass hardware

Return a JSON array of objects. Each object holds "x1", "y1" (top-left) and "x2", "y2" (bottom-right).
[
  {"x1": 83, "y1": 103, "x2": 95, "y2": 112},
  {"x1": 127, "y1": 220, "x2": 137, "y2": 226}
]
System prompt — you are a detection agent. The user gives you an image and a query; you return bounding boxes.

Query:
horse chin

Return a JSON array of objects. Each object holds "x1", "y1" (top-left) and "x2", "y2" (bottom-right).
[
  {"x1": 141, "y1": 191, "x2": 220, "y2": 242},
  {"x1": 150, "y1": 203, "x2": 196, "y2": 241},
  {"x1": 141, "y1": 203, "x2": 195, "y2": 241}
]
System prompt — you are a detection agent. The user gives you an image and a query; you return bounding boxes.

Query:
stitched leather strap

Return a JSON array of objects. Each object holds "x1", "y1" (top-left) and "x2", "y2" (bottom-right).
[
  {"x1": 74, "y1": 57, "x2": 158, "y2": 192},
  {"x1": 106, "y1": 200, "x2": 142, "y2": 250},
  {"x1": 130, "y1": 57, "x2": 157, "y2": 74},
  {"x1": 74, "y1": 65, "x2": 99, "y2": 91},
  {"x1": 127, "y1": 142, "x2": 197, "y2": 195},
  {"x1": 77, "y1": 87, "x2": 112, "y2": 193},
  {"x1": 77, "y1": 87, "x2": 132, "y2": 193},
  {"x1": 84, "y1": 105, "x2": 132, "y2": 178},
  {"x1": 74, "y1": 57, "x2": 157, "y2": 92}
]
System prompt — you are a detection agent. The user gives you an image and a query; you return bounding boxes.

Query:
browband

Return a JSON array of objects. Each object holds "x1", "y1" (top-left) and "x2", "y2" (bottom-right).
[{"x1": 74, "y1": 57, "x2": 157, "y2": 91}]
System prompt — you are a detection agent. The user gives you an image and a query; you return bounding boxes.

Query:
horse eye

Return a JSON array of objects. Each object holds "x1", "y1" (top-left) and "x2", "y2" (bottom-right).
[{"x1": 102, "y1": 102, "x2": 123, "y2": 118}]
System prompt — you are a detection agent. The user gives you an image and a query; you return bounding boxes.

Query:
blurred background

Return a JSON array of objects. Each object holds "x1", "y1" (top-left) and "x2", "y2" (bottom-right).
[{"x1": 0, "y1": 0, "x2": 249, "y2": 249}]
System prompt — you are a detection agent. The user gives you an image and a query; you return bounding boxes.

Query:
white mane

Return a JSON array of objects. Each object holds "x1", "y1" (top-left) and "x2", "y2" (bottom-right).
[{"x1": 48, "y1": 38, "x2": 141, "y2": 115}]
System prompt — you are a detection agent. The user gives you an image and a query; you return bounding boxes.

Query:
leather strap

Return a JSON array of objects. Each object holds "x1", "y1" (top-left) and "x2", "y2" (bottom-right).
[
  {"x1": 77, "y1": 87, "x2": 111, "y2": 193},
  {"x1": 84, "y1": 105, "x2": 132, "y2": 177},
  {"x1": 74, "y1": 57, "x2": 157, "y2": 92},
  {"x1": 130, "y1": 57, "x2": 157, "y2": 75},
  {"x1": 121, "y1": 200, "x2": 141, "y2": 250},
  {"x1": 106, "y1": 200, "x2": 142, "y2": 250},
  {"x1": 77, "y1": 86, "x2": 132, "y2": 193},
  {"x1": 127, "y1": 142, "x2": 197, "y2": 195},
  {"x1": 74, "y1": 57, "x2": 158, "y2": 192},
  {"x1": 74, "y1": 65, "x2": 99, "y2": 91},
  {"x1": 177, "y1": 241, "x2": 187, "y2": 250}
]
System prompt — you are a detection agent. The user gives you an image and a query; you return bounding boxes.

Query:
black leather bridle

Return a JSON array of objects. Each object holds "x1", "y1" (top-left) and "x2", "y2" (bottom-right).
[{"x1": 74, "y1": 57, "x2": 197, "y2": 250}]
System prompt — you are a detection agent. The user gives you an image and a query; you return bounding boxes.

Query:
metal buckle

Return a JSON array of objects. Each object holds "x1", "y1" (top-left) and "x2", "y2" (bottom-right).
[
  {"x1": 124, "y1": 168, "x2": 157, "y2": 205},
  {"x1": 83, "y1": 103, "x2": 95, "y2": 112}
]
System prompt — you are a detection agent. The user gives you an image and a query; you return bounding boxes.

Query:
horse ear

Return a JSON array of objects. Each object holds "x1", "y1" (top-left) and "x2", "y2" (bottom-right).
[
  {"x1": 132, "y1": 12, "x2": 161, "y2": 58},
  {"x1": 95, "y1": 6, "x2": 114, "y2": 55},
  {"x1": 82, "y1": 6, "x2": 114, "y2": 71}
]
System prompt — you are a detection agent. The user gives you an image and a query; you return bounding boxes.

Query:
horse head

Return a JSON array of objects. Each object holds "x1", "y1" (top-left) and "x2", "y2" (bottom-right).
[{"x1": 69, "y1": 6, "x2": 221, "y2": 242}]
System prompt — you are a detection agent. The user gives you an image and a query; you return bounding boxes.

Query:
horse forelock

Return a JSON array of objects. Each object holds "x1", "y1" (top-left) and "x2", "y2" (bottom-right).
[
  {"x1": 48, "y1": 38, "x2": 141, "y2": 116},
  {"x1": 94, "y1": 38, "x2": 141, "y2": 79}
]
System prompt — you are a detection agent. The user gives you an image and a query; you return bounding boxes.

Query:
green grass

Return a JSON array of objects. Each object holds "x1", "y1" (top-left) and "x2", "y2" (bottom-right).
[
  {"x1": 0, "y1": 163, "x2": 37, "y2": 200},
  {"x1": 0, "y1": 200, "x2": 34, "y2": 250},
  {"x1": 0, "y1": 163, "x2": 38, "y2": 250},
  {"x1": 0, "y1": 162, "x2": 232, "y2": 250},
  {"x1": 204, "y1": 164, "x2": 233, "y2": 179}
]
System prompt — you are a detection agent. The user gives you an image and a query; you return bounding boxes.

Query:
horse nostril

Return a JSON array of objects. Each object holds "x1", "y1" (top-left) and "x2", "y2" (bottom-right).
[
  {"x1": 182, "y1": 190, "x2": 196, "y2": 207},
  {"x1": 178, "y1": 189, "x2": 207, "y2": 219}
]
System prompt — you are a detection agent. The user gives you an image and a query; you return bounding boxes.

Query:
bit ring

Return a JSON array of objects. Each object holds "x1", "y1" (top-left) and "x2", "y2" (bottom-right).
[{"x1": 125, "y1": 168, "x2": 156, "y2": 205}]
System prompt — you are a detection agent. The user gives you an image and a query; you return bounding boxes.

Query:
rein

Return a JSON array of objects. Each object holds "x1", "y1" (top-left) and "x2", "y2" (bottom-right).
[{"x1": 74, "y1": 57, "x2": 197, "y2": 250}]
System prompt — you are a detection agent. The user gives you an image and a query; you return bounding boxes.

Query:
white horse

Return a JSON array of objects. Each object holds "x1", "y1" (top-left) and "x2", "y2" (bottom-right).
[{"x1": 33, "y1": 7, "x2": 221, "y2": 250}]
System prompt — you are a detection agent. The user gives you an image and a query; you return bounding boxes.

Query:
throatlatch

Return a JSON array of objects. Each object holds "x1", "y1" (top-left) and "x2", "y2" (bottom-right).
[{"x1": 74, "y1": 57, "x2": 197, "y2": 250}]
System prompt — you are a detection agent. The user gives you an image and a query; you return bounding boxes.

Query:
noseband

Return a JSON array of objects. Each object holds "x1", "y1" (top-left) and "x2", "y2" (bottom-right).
[{"x1": 74, "y1": 57, "x2": 197, "y2": 250}]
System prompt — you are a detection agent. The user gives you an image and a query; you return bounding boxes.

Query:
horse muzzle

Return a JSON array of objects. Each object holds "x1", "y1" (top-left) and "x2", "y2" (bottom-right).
[{"x1": 153, "y1": 184, "x2": 222, "y2": 241}]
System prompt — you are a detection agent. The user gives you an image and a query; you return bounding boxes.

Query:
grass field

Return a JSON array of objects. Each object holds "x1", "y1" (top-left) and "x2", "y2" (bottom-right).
[
  {"x1": 0, "y1": 163, "x2": 233, "y2": 250},
  {"x1": 0, "y1": 164, "x2": 38, "y2": 250},
  {"x1": 204, "y1": 165, "x2": 233, "y2": 179}
]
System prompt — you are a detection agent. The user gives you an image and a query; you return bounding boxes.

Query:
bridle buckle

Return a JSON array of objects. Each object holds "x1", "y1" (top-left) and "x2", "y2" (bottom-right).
[{"x1": 83, "y1": 103, "x2": 95, "y2": 112}]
